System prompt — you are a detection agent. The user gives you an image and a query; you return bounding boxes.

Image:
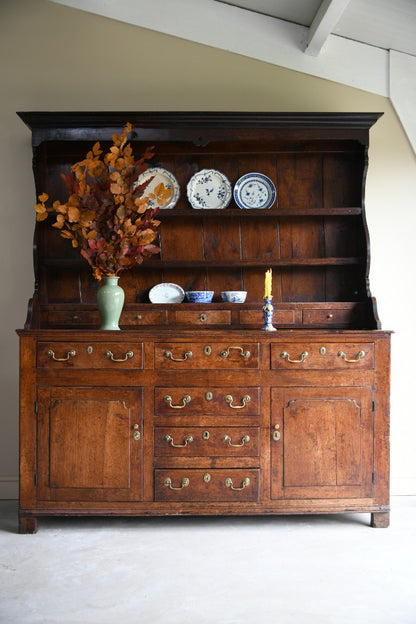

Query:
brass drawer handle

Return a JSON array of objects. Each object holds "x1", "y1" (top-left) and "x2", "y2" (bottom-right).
[
  {"x1": 105, "y1": 350, "x2": 134, "y2": 362},
  {"x1": 225, "y1": 477, "x2": 250, "y2": 491},
  {"x1": 46, "y1": 349, "x2": 76, "y2": 362},
  {"x1": 164, "y1": 394, "x2": 192, "y2": 409},
  {"x1": 222, "y1": 434, "x2": 250, "y2": 447},
  {"x1": 164, "y1": 477, "x2": 190, "y2": 490},
  {"x1": 164, "y1": 349, "x2": 193, "y2": 362},
  {"x1": 225, "y1": 394, "x2": 251, "y2": 409},
  {"x1": 220, "y1": 346, "x2": 250, "y2": 359},
  {"x1": 165, "y1": 433, "x2": 194, "y2": 448},
  {"x1": 280, "y1": 350, "x2": 308, "y2": 363},
  {"x1": 337, "y1": 350, "x2": 366, "y2": 363}
]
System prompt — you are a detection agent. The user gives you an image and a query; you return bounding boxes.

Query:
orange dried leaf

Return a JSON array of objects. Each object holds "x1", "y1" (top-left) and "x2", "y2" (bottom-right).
[{"x1": 38, "y1": 192, "x2": 49, "y2": 202}]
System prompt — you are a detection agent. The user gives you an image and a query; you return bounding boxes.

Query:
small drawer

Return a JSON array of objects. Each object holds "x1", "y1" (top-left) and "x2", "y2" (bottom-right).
[
  {"x1": 172, "y1": 310, "x2": 231, "y2": 325},
  {"x1": 154, "y1": 468, "x2": 260, "y2": 502},
  {"x1": 302, "y1": 308, "x2": 358, "y2": 327},
  {"x1": 154, "y1": 387, "x2": 260, "y2": 417},
  {"x1": 240, "y1": 308, "x2": 297, "y2": 326},
  {"x1": 37, "y1": 342, "x2": 143, "y2": 369},
  {"x1": 154, "y1": 426, "x2": 260, "y2": 458},
  {"x1": 41, "y1": 310, "x2": 98, "y2": 327},
  {"x1": 270, "y1": 342, "x2": 374, "y2": 370},
  {"x1": 154, "y1": 342, "x2": 259, "y2": 369},
  {"x1": 120, "y1": 309, "x2": 168, "y2": 326}
]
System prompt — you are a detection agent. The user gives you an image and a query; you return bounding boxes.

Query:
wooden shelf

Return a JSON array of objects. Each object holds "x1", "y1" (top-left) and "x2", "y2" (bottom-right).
[{"x1": 158, "y1": 207, "x2": 362, "y2": 218}]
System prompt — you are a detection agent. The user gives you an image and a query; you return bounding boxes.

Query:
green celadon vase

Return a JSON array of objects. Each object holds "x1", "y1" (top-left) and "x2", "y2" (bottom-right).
[{"x1": 97, "y1": 276, "x2": 125, "y2": 330}]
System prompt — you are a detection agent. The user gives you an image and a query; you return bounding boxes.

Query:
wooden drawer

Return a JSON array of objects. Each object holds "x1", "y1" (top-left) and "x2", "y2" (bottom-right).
[
  {"x1": 270, "y1": 342, "x2": 374, "y2": 370},
  {"x1": 154, "y1": 342, "x2": 259, "y2": 369},
  {"x1": 36, "y1": 341, "x2": 143, "y2": 369},
  {"x1": 302, "y1": 307, "x2": 359, "y2": 327},
  {"x1": 154, "y1": 387, "x2": 260, "y2": 417},
  {"x1": 240, "y1": 308, "x2": 297, "y2": 326},
  {"x1": 154, "y1": 468, "x2": 259, "y2": 502},
  {"x1": 171, "y1": 310, "x2": 231, "y2": 325},
  {"x1": 40, "y1": 309, "x2": 98, "y2": 327},
  {"x1": 154, "y1": 426, "x2": 260, "y2": 458},
  {"x1": 120, "y1": 309, "x2": 168, "y2": 326}
]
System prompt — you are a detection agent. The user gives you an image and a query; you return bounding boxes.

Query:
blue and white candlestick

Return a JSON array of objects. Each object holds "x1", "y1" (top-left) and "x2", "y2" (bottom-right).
[{"x1": 262, "y1": 296, "x2": 277, "y2": 331}]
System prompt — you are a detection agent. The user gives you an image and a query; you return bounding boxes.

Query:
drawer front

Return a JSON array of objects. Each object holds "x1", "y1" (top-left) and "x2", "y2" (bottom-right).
[
  {"x1": 155, "y1": 468, "x2": 259, "y2": 502},
  {"x1": 172, "y1": 310, "x2": 231, "y2": 325},
  {"x1": 240, "y1": 308, "x2": 297, "y2": 326},
  {"x1": 121, "y1": 309, "x2": 168, "y2": 326},
  {"x1": 41, "y1": 309, "x2": 98, "y2": 327},
  {"x1": 155, "y1": 342, "x2": 259, "y2": 369},
  {"x1": 154, "y1": 387, "x2": 260, "y2": 417},
  {"x1": 37, "y1": 342, "x2": 143, "y2": 369},
  {"x1": 302, "y1": 308, "x2": 359, "y2": 327},
  {"x1": 270, "y1": 342, "x2": 374, "y2": 370},
  {"x1": 154, "y1": 426, "x2": 260, "y2": 458}
]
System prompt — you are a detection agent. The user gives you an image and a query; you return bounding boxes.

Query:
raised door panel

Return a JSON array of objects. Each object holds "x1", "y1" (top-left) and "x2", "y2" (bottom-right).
[
  {"x1": 37, "y1": 386, "x2": 142, "y2": 502},
  {"x1": 271, "y1": 386, "x2": 373, "y2": 500}
]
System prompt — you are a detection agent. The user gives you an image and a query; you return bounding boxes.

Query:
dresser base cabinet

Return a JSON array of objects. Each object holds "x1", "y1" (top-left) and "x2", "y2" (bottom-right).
[{"x1": 18, "y1": 330, "x2": 390, "y2": 533}]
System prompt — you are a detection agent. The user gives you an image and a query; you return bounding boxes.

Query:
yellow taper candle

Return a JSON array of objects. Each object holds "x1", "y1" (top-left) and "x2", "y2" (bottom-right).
[{"x1": 264, "y1": 268, "x2": 272, "y2": 298}]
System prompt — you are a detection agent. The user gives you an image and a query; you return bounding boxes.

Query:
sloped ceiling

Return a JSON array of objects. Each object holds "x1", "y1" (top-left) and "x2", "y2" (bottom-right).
[{"x1": 49, "y1": 0, "x2": 416, "y2": 153}]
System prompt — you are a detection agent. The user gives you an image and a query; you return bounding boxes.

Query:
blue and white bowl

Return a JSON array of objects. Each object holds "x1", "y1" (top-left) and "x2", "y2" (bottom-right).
[
  {"x1": 185, "y1": 290, "x2": 214, "y2": 303},
  {"x1": 221, "y1": 291, "x2": 247, "y2": 303}
]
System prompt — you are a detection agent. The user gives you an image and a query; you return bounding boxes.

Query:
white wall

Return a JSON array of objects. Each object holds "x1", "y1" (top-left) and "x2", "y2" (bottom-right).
[{"x1": 1, "y1": 0, "x2": 415, "y2": 497}]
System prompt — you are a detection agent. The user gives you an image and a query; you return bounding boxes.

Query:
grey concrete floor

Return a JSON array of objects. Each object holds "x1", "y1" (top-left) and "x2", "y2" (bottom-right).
[{"x1": 0, "y1": 497, "x2": 415, "y2": 624}]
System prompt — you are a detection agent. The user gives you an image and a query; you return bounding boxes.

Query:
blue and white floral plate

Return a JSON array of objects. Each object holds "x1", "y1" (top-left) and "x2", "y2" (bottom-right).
[
  {"x1": 135, "y1": 167, "x2": 180, "y2": 209},
  {"x1": 187, "y1": 169, "x2": 232, "y2": 209},
  {"x1": 233, "y1": 173, "x2": 276, "y2": 209}
]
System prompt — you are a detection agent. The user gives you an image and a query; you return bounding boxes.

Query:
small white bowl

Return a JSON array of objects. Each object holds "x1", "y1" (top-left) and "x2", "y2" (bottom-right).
[
  {"x1": 221, "y1": 291, "x2": 247, "y2": 303},
  {"x1": 185, "y1": 290, "x2": 214, "y2": 303}
]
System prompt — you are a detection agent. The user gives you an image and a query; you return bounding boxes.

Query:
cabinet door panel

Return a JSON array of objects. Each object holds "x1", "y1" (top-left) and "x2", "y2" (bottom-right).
[
  {"x1": 37, "y1": 386, "x2": 142, "y2": 502},
  {"x1": 271, "y1": 387, "x2": 373, "y2": 500}
]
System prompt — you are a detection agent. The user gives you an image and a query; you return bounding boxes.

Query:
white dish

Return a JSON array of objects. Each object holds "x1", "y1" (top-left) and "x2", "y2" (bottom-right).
[
  {"x1": 149, "y1": 283, "x2": 185, "y2": 304},
  {"x1": 233, "y1": 173, "x2": 276, "y2": 209},
  {"x1": 187, "y1": 169, "x2": 232, "y2": 209},
  {"x1": 135, "y1": 167, "x2": 180, "y2": 209}
]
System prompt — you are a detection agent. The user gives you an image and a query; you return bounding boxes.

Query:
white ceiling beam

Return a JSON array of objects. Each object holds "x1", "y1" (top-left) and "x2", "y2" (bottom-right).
[
  {"x1": 304, "y1": 0, "x2": 351, "y2": 56},
  {"x1": 48, "y1": 0, "x2": 416, "y2": 153}
]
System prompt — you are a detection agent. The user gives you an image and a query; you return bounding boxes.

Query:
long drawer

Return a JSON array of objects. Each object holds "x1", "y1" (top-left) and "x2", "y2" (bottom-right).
[
  {"x1": 36, "y1": 341, "x2": 143, "y2": 369},
  {"x1": 154, "y1": 426, "x2": 260, "y2": 458},
  {"x1": 270, "y1": 342, "x2": 374, "y2": 370},
  {"x1": 154, "y1": 468, "x2": 260, "y2": 502},
  {"x1": 154, "y1": 342, "x2": 259, "y2": 369},
  {"x1": 154, "y1": 387, "x2": 260, "y2": 417}
]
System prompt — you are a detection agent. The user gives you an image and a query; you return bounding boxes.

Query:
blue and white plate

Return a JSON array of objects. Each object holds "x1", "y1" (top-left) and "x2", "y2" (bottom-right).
[
  {"x1": 234, "y1": 173, "x2": 276, "y2": 209},
  {"x1": 135, "y1": 167, "x2": 180, "y2": 209},
  {"x1": 187, "y1": 169, "x2": 232, "y2": 209}
]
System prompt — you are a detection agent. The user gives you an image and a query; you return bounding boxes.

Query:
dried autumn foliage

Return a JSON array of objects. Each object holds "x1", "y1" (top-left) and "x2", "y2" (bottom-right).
[{"x1": 35, "y1": 123, "x2": 172, "y2": 280}]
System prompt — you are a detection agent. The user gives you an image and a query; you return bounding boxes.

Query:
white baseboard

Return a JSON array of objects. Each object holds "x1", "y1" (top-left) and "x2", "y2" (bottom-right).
[
  {"x1": 0, "y1": 476, "x2": 18, "y2": 499},
  {"x1": 1, "y1": 475, "x2": 415, "y2": 500}
]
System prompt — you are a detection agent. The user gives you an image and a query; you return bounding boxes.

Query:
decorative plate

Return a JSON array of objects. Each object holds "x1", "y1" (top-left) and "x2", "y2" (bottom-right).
[
  {"x1": 233, "y1": 173, "x2": 276, "y2": 209},
  {"x1": 187, "y1": 169, "x2": 232, "y2": 209},
  {"x1": 135, "y1": 167, "x2": 180, "y2": 209},
  {"x1": 149, "y1": 283, "x2": 185, "y2": 304}
]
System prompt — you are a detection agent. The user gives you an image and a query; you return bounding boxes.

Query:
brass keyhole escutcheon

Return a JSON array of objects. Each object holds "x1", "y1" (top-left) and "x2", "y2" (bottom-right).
[
  {"x1": 319, "y1": 346, "x2": 326, "y2": 356},
  {"x1": 86, "y1": 345, "x2": 93, "y2": 355},
  {"x1": 204, "y1": 345, "x2": 212, "y2": 356},
  {"x1": 203, "y1": 473, "x2": 211, "y2": 483},
  {"x1": 205, "y1": 391, "x2": 213, "y2": 401},
  {"x1": 200, "y1": 313, "x2": 207, "y2": 322},
  {"x1": 273, "y1": 424, "x2": 281, "y2": 441},
  {"x1": 202, "y1": 430, "x2": 210, "y2": 441}
]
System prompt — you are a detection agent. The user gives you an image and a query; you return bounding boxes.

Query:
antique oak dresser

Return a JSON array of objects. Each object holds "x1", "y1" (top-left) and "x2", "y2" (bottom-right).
[{"x1": 17, "y1": 112, "x2": 390, "y2": 532}]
